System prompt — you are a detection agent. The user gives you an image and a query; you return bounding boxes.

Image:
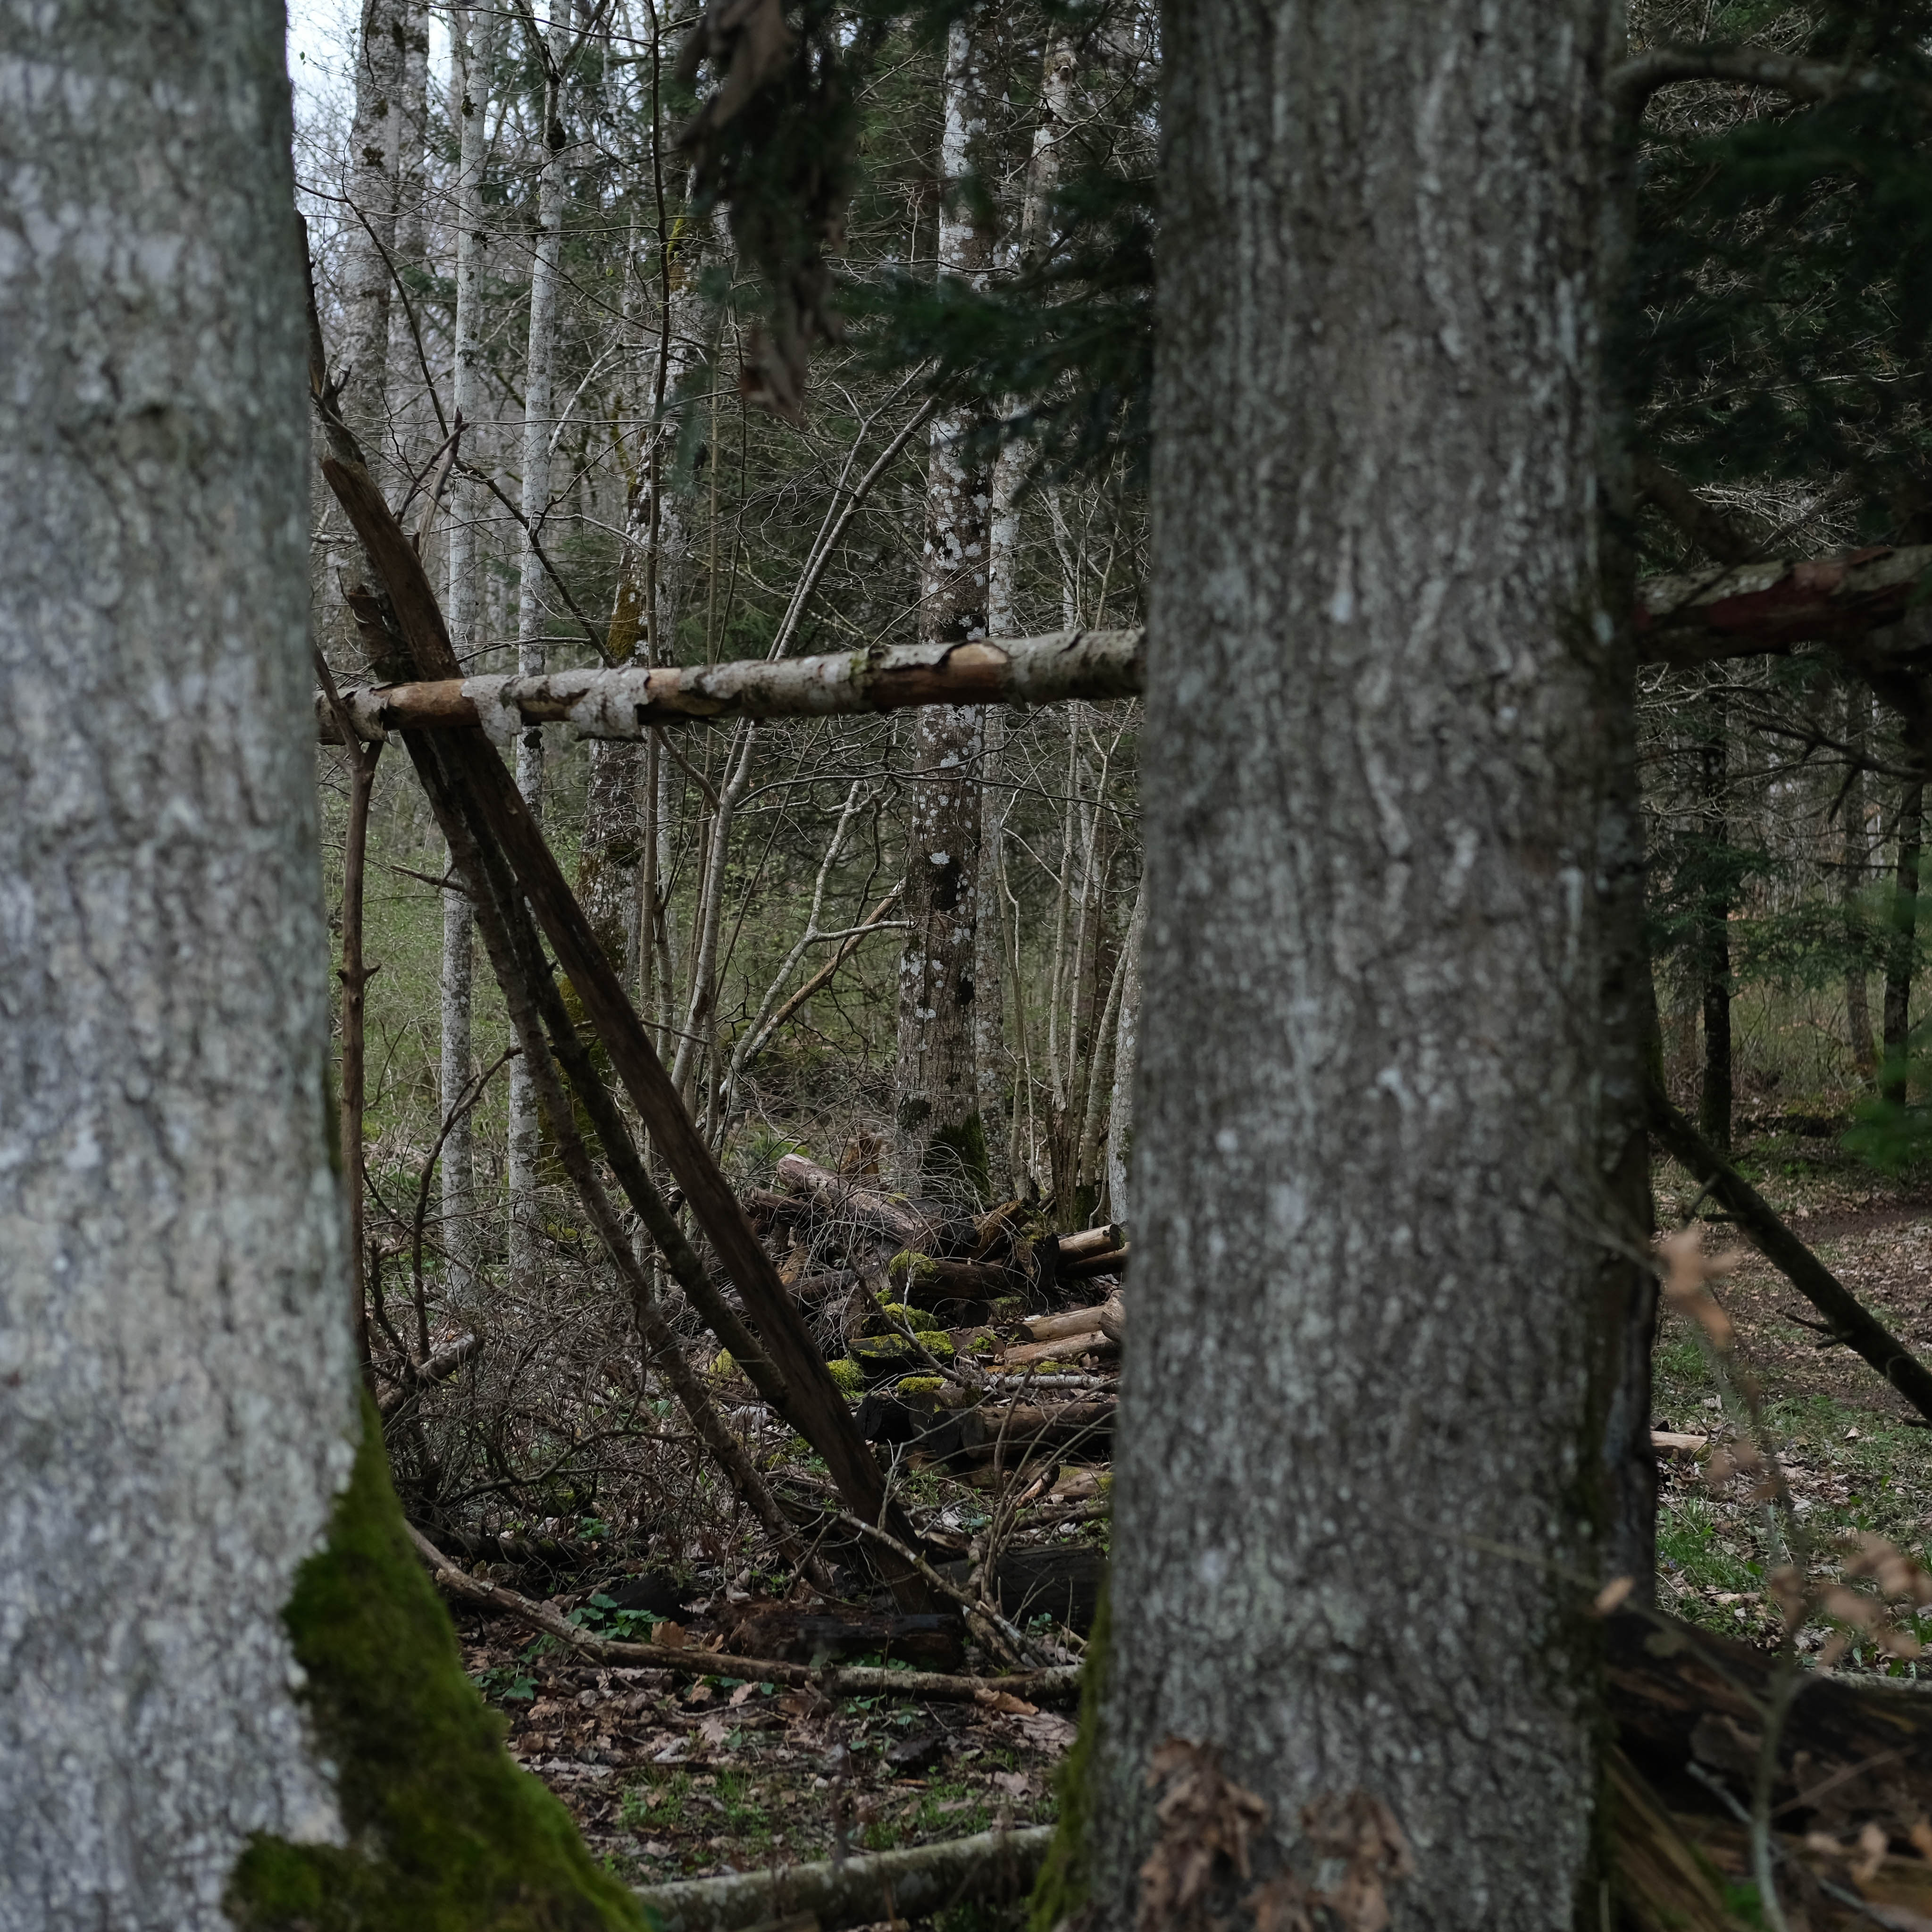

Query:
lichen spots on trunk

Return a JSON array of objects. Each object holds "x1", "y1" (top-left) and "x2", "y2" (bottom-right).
[{"x1": 226, "y1": 1404, "x2": 643, "y2": 1932}]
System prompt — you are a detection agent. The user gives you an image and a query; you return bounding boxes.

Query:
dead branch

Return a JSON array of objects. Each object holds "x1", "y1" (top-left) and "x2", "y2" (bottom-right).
[
  {"x1": 1648, "y1": 1087, "x2": 1932, "y2": 1426},
  {"x1": 405, "y1": 1522, "x2": 1079, "y2": 1704},
  {"x1": 631, "y1": 1824, "x2": 1054, "y2": 1932}
]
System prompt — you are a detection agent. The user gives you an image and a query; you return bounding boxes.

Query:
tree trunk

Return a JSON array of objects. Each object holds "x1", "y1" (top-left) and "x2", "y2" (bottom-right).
[
  {"x1": 1082, "y1": 4, "x2": 1620, "y2": 1926},
  {"x1": 0, "y1": 11, "x2": 633, "y2": 1924},
  {"x1": 895, "y1": 17, "x2": 993, "y2": 1201},
  {"x1": 507, "y1": 13, "x2": 569, "y2": 1293},
  {"x1": 1696, "y1": 689, "x2": 1732, "y2": 1150},
  {"x1": 441, "y1": 0, "x2": 497, "y2": 1299},
  {"x1": 1883, "y1": 781, "x2": 1924, "y2": 1106},
  {"x1": 1104, "y1": 879, "x2": 1144, "y2": 1223},
  {"x1": 1845, "y1": 685, "x2": 1878, "y2": 1079},
  {"x1": 340, "y1": 0, "x2": 406, "y2": 459}
]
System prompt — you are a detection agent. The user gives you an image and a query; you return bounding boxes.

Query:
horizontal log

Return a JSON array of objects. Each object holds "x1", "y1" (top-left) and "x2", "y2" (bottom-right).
[
  {"x1": 1023, "y1": 1304, "x2": 1118, "y2": 1343},
  {"x1": 1059, "y1": 1246, "x2": 1128, "y2": 1282},
  {"x1": 314, "y1": 550, "x2": 1932, "y2": 751},
  {"x1": 776, "y1": 1153, "x2": 934, "y2": 1246},
  {"x1": 1003, "y1": 1332, "x2": 1115, "y2": 1368},
  {"x1": 1636, "y1": 544, "x2": 1932, "y2": 667},
  {"x1": 632, "y1": 1825, "x2": 1054, "y2": 1932},
  {"x1": 317, "y1": 628, "x2": 1146, "y2": 743},
  {"x1": 1055, "y1": 1223, "x2": 1123, "y2": 1262}
]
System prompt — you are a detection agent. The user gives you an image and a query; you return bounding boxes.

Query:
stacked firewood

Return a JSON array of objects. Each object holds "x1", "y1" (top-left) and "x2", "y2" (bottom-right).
[{"x1": 739, "y1": 1154, "x2": 1129, "y2": 1485}]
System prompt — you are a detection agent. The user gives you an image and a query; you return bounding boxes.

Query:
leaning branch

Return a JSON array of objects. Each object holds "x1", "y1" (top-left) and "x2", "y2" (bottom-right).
[
  {"x1": 1648, "y1": 1089, "x2": 1932, "y2": 1427},
  {"x1": 316, "y1": 628, "x2": 1147, "y2": 742}
]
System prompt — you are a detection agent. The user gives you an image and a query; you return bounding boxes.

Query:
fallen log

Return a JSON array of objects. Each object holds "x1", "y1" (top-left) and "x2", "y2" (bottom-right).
[
  {"x1": 316, "y1": 629, "x2": 1146, "y2": 743},
  {"x1": 631, "y1": 1825, "x2": 1054, "y2": 1932},
  {"x1": 1003, "y1": 1331, "x2": 1116, "y2": 1368},
  {"x1": 776, "y1": 1153, "x2": 937, "y2": 1247},
  {"x1": 1648, "y1": 1087, "x2": 1932, "y2": 1427},
  {"x1": 1636, "y1": 544, "x2": 1932, "y2": 668},
  {"x1": 1055, "y1": 1223, "x2": 1123, "y2": 1263},
  {"x1": 1023, "y1": 1303, "x2": 1120, "y2": 1344},
  {"x1": 1059, "y1": 1246, "x2": 1128, "y2": 1282},
  {"x1": 889, "y1": 1252, "x2": 1012, "y2": 1305}
]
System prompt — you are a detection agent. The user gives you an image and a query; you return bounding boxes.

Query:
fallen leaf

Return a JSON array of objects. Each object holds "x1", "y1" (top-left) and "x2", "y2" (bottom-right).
[{"x1": 974, "y1": 1690, "x2": 1038, "y2": 1715}]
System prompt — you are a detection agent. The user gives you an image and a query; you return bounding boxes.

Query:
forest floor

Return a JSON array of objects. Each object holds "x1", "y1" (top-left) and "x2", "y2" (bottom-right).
[
  {"x1": 450, "y1": 1106, "x2": 1932, "y2": 1898},
  {"x1": 1653, "y1": 1105, "x2": 1932, "y2": 1667},
  {"x1": 458, "y1": 1598, "x2": 1073, "y2": 1890}
]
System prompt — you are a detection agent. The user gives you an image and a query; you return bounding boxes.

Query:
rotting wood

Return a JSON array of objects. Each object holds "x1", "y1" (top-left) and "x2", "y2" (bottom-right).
[
  {"x1": 406, "y1": 1523, "x2": 1079, "y2": 1704},
  {"x1": 1054, "y1": 1223, "x2": 1122, "y2": 1263},
  {"x1": 315, "y1": 440, "x2": 935, "y2": 1609},
  {"x1": 1648, "y1": 1087, "x2": 1932, "y2": 1427},
  {"x1": 630, "y1": 1825, "x2": 1054, "y2": 1932},
  {"x1": 315, "y1": 629, "x2": 1147, "y2": 742},
  {"x1": 1022, "y1": 1304, "x2": 1118, "y2": 1343}
]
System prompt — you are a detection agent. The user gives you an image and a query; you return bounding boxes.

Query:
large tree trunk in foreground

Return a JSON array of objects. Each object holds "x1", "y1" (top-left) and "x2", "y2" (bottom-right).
[
  {"x1": 0, "y1": 7, "x2": 355, "y2": 1915},
  {"x1": 1080, "y1": 6, "x2": 1623, "y2": 1928},
  {"x1": 0, "y1": 11, "x2": 645, "y2": 1926}
]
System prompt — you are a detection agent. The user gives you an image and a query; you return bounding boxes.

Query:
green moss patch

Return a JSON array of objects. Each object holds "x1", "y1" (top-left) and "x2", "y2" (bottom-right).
[
  {"x1": 1029, "y1": 1588, "x2": 1107, "y2": 1932},
  {"x1": 226, "y1": 1399, "x2": 647, "y2": 1932}
]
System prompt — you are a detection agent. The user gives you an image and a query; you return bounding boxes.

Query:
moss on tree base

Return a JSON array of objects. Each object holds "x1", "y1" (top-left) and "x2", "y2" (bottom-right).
[
  {"x1": 1029, "y1": 1587, "x2": 1108, "y2": 1932},
  {"x1": 226, "y1": 1399, "x2": 647, "y2": 1932}
]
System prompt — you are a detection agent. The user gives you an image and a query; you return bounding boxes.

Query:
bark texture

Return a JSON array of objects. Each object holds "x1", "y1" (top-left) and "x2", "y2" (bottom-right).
[
  {"x1": 0, "y1": 6, "x2": 356, "y2": 1920},
  {"x1": 440, "y1": 0, "x2": 496, "y2": 1298},
  {"x1": 897, "y1": 15, "x2": 994, "y2": 1199},
  {"x1": 340, "y1": 0, "x2": 406, "y2": 459},
  {"x1": 1088, "y1": 5, "x2": 1621, "y2": 1927}
]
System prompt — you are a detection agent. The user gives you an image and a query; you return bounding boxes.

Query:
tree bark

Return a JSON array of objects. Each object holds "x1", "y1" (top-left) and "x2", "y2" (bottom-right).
[
  {"x1": 440, "y1": 0, "x2": 497, "y2": 1301},
  {"x1": 896, "y1": 17, "x2": 995, "y2": 1201},
  {"x1": 340, "y1": 0, "x2": 406, "y2": 459},
  {"x1": 1883, "y1": 781, "x2": 1924, "y2": 1106},
  {"x1": 0, "y1": 5, "x2": 340, "y2": 1914},
  {"x1": 506, "y1": 9, "x2": 569, "y2": 1294},
  {"x1": 1696, "y1": 689, "x2": 1733, "y2": 1150},
  {"x1": 1844, "y1": 685, "x2": 1878, "y2": 1080},
  {"x1": 1084, "y1": 5, "x2": 1621, "y2": 1926}
]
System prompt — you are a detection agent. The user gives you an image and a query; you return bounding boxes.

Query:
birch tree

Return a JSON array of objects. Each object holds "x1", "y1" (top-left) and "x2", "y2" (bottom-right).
[
  {"x1": 441, "y1": 0, "x2": 498, "y2": 1298},
  {"x1": 1075, "y1": 3, "x2": 1633, "y2": 1924},
  {"x1": 895, "y1": 11, "x2": 995, "y2": 1198},
  {"x1": 506, "y1": 4, "x2": 572, "y2": 1293},
  {"x1": 0, "y1": 5, "x2": 635, "y2": 1926}
]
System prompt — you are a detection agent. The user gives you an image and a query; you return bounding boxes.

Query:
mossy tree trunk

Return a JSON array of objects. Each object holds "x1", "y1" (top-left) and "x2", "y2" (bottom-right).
[
  {"x1": 1081, "y1": 2, "x2": 1628, "y2": 1926},
  {"x1": 0, "y1": 9, "x2": 643, "y2": 1926}
]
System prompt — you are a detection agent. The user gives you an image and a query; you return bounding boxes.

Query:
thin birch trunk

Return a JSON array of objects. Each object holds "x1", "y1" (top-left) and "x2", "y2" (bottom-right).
[
  {"x1": 1885, "y1": 780, "x2": 1924, "y2": 1106},
  {"x1": 1104, "y1": 878, "x2": 1145, "y2": 1223},
  {"x1": 976, "y1": 42, "x2": 1075, "y2": 1201},
  {"x1": 1845, "y1": 684, "x2": 1877, "y2": 1080},
  {"x1": 440, "y1": 0, "x2": 496, "y2": 1299},
  {"x1": 506, "y1": 11, "x2": 570, "y2": 1293},
  {"x1": 340, "y1": 0, "x2": 406, "y2": 460},
  {"x1": 895, "y1": 16, "x2": 993, "y2": 1201}
]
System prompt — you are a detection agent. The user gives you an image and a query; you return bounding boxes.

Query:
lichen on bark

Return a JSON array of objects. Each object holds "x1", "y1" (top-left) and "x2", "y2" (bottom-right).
[{"x1": 226, "y1": 1402, "x2": 646, "y2": 1932}]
